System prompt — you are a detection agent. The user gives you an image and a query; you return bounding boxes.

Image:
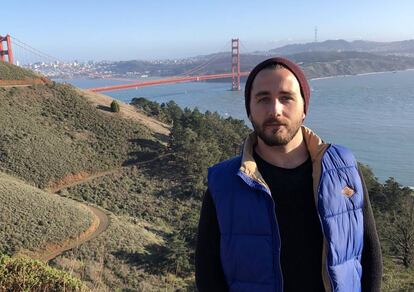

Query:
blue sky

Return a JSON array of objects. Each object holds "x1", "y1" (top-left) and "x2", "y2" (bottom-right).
[{"x1": 1, "y1": 0, "x2": 414, "y2": 61}]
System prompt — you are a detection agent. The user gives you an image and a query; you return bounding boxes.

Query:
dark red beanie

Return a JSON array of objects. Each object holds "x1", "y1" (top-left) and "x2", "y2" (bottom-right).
[{"x1": 244, "y1": 57, "x2": 310, "y2": 116}]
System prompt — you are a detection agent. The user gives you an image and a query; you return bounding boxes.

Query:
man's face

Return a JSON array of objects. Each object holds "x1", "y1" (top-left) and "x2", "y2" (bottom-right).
[{"x1": 249, "y1": 68, "x2": 305, "y2": 147}]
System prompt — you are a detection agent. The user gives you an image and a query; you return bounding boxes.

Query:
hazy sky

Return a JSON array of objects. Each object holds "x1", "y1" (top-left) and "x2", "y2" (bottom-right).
[{"x1": 1, "y1": 0, "x2": 414, "y2": 61}]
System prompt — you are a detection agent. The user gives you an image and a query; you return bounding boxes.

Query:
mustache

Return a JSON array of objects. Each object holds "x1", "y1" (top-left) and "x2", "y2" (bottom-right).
[{"x1": 262, "y1": 118, "x2": 288, "y2": 126}]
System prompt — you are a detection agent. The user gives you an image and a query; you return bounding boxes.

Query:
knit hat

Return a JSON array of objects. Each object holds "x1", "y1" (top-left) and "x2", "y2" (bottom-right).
[{"x1": 244, "y1": 57, "x2": 310, "y2": 116}]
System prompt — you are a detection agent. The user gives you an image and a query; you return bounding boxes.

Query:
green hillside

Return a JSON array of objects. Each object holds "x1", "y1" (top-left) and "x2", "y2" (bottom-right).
[
  {"x1": 0, "y1": 83, "x2": 156, "y2": 189},
  {"x1": 0, "y1": 61, "x2": 39, "y2": 80},
  {"x1": 0, "y1": 171, "x2": 93, "y2": 256}
]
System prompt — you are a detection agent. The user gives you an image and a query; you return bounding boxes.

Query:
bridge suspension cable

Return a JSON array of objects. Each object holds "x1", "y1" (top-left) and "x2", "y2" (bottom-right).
[
  {"x1": 239, "y1": 40, "x2": 251, "y2": 55},
  {"x1": 89, "y1": 38, "x2": 248, "y2": 93},
  {"x1": 179, "y1": 42, "x2": 229, "y2": 76},
  {"x1": 11, "y1": 36, "x2": 62, "y2": 65}
]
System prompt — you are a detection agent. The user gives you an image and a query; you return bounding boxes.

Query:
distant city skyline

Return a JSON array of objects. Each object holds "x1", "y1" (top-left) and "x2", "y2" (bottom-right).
[{"x1": 1, "y1": 0, "x2": 414, "y2": 61}]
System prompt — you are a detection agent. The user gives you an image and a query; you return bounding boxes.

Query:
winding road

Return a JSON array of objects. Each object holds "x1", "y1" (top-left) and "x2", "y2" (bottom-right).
[
  {"x1": 37, "y1": 153, "x2": 171, "y2": 262},
  {"x1": 39, "y1": 205, "x2": 109, "y2": 262}
]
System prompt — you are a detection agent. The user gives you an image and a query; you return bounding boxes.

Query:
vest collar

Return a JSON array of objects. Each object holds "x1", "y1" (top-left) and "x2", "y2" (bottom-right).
[{"x1": 239, "y1": 126, "x2": 329, "y2": 194}]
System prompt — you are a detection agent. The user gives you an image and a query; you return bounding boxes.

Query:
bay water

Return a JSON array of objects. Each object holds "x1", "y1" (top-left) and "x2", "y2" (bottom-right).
[{"x1": 58, "y1": 70, "x2": 414, "y2": 187}]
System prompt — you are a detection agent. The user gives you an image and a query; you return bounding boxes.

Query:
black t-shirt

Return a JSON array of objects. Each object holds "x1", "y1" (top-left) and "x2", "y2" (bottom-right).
[{"x1": 253, "y1": 150, "x2": 325, "y2": 291}]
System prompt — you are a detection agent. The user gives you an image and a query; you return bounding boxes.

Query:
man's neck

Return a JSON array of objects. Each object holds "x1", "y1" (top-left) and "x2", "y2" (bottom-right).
[{"x1": 254, "y1": 129, "x2": 309, "y2": 169}]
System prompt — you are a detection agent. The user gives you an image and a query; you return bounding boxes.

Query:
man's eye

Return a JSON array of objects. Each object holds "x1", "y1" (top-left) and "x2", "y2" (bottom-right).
[
  {"x1": 280, "y1": 96, "x2": 292, "y2": 101},
  {"x1": 258, "y1": 97, "x2": 270, "y2": 103}
]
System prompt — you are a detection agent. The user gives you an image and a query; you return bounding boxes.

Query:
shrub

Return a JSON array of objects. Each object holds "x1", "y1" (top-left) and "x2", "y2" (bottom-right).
[
  {"x1": 110, "y1": 100, "x2": 120, "y2": 113},
  {"x1": 0, "y1": 253, "x2": 88, "y2": 291}
]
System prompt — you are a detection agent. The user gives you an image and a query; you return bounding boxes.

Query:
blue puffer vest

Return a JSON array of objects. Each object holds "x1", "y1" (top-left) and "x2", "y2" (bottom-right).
[{"x1": 208, "y1": 127, "x2": 364, "y2": 292}]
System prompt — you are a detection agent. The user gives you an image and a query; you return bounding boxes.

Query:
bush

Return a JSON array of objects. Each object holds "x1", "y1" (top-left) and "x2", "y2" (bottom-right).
[
  {"x1": 110, "y1": 100, "x2": 120, "y2": 113},
  {"x1": 0, "y1": 253, "x2": 88, "y2": 291}
]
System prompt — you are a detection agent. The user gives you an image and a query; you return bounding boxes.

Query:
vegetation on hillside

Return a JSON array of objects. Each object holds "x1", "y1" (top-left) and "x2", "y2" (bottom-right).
[
  {"x1": 0, "y1": 254, "x2": 88, "y2": 291},
  {"x1": 52, "y1": 213, "x2": 187, "y2": 291},
  {"x1": 0, "y1": 171, "x2": 93, "y2": 256},
  {"x1": 51, "y1": 100, "x2": 250, "y2": 290},
  {"x1": 132, "y1": 98, "x2": 249, "y2": 197},
  {"x1": 0, "y1": 83, "x2": 156, "y2": 188},
  {"x1": 0, "y1": 61, "x2": 39, "y2": 80},
  {"x1": 359, "y1": 165, "x2": 414, "y2": 290}
]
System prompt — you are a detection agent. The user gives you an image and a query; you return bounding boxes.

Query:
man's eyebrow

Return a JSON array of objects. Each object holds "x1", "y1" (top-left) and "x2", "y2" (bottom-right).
[
  {"x1": 279, "y1": 90, "x2": 295, "y2": 95},
  {"x1": 254, "y1": 90, "x2": 295, "y2": 97},
  {"x1": 254, "y1": 90, "x2": 271, "y2": 98}
]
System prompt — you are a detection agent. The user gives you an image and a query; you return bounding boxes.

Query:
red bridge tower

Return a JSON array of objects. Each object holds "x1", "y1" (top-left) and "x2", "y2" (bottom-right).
[
  {"x1": 231, "y1": 38, "x2": 240, "y2": 91},
  {"x1": 0, "y1": 34, "x2": 13, "y2": 64}
]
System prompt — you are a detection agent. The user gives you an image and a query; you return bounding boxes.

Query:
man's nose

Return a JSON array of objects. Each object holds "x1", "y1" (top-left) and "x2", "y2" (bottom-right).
[{"x1": 270, "y1": 98, "x2": 283, "y2": 116}]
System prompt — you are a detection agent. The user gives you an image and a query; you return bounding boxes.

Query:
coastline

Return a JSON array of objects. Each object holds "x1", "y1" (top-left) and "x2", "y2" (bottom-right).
[{"x1": 309, "y1": 67, "x2": 414, "y2": 81}]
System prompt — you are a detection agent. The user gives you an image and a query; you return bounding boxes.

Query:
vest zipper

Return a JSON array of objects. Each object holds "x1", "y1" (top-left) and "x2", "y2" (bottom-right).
[
  {"x1": 240, "y1": 172, "x2": 285, "y2": 291},
  {"x1": 315, "y1": 181, "x2": 334, "y2": 291},
  {"x1": 262, "y1": 186, "x2": 284, "y2": 292}
]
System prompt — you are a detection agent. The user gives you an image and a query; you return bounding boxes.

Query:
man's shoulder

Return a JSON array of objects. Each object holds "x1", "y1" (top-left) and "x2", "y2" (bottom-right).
[
  {"x1": 324, "y1": 144, "x2": 358, "y2": 169},
  {"x1": 209, "y1": 155, "x2": 242, "y2": 173},
  {"x1": 208, "y1": 156, "x2": 242, "y2": 192}
]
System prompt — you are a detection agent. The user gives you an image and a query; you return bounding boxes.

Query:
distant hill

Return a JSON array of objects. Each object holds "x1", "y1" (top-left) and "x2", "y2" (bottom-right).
[
  {"x1": 106, "y1": 39, "x2": 414, "y2": 78},
  {"x1": 287, "y1": 51, "x2": 414, "y2": 78},
  {"x1": 269, "y1": 39, "x2": 414, "y2": 56},
  {"x1": 175, "y1": 50, "x2": 414, "y2": 78}
]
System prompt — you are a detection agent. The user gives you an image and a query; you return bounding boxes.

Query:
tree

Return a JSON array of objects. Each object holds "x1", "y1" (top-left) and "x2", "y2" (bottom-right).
[
  {"x1": 170, "y1": 126, "x2": 221, "y2": 197},
  {"x1": 384, "y1": 197, "x2": 414, "y2": 268},
  {"x1": 110, "y1": 100, "x2": 120, "y2": 113},
  {"x1": 383, "y1": 178, "x2": 412, "y2": 212},
  {"x1": 165, "y1": 232, "x2": 192, "y2": 277}
]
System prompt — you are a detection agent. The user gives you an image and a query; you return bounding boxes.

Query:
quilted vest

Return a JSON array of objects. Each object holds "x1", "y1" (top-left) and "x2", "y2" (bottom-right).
[{"x1": 208, "y1": 144, "x2": 364, "y2": 292}]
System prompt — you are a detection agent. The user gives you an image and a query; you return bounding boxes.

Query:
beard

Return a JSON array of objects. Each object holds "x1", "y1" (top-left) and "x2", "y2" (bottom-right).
[{"x1": 251, "y1": 116, "x2": 302, "y2": 147}]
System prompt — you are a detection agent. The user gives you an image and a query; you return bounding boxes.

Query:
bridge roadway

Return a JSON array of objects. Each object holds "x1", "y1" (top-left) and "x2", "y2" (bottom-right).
[{"x1": 88, "y1": 72, "x2": 250, "y2": 93}]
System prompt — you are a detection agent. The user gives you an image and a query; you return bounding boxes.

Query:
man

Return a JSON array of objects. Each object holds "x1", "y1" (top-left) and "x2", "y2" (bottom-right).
[{"x1": 195, "y1": 57, "x2": 382, "y2": 292}]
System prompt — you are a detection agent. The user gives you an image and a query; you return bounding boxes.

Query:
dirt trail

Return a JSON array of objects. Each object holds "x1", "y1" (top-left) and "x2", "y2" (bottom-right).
[
  {"x1": 0, "y1": 84, "x2": 32, "y2": 88},
  {"x1": 37, "y1": 205, "x2": 109, "y2": 262},
  {"x1": 36, "y1": 153, "x2": 171, "y2": 262},
  {"x1": 18, "y1": 195, "x2": 109, "y2": 263},
  {"x1": 0, "y1": 78, "x2": 46, "y2": 87},
  {"x1": 48, "y1": 169, "x2": 120, "y2": 194},
  {"x1": 48, "y1": 153, "x2": 171, "y2": 193}
]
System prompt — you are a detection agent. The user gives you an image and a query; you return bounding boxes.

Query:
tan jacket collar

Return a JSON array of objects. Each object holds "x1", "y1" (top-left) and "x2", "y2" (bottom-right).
[{"x1": 239, "y1": 126, "x2": 329, "y2": 193}]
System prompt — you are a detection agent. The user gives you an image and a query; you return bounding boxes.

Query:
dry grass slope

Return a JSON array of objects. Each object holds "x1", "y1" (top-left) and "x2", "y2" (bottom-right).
[
  {"x1": 0, "y1": 61, "x2": 40, "y2": 81},
  {"x1": 0, "y1": 83, "x2": 158, "y2": 188},
  {"x1": 0, "y1": 171, "x2": 93, "y2": 256}
]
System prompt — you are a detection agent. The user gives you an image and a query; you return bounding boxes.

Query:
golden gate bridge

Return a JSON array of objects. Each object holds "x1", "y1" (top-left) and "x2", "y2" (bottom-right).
[{"x1": 1, "y1": 34, "x2": 249, "y2": 92}]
